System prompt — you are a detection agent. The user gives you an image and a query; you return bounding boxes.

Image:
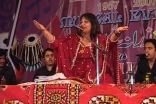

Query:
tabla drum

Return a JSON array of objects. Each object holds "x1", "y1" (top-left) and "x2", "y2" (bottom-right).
[
  {"x1": 0, "y1": 32, "x2": 19, "y2": 56},
  {"x1": 21, "y1": 34, "x2": 43, "y2": 71}
]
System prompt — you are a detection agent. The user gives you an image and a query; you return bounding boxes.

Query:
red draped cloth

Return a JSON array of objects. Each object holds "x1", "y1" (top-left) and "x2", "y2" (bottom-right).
[{"x1": 52, "y1": 34, "x2": 123, "y2": 84}]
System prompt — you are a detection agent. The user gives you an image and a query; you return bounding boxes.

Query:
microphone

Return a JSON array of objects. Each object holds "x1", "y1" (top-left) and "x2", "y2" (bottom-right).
[
  {"x1": 146, "y1": 53, "x2": 149, "y2": 56},
  {"x1": 76, "y1": 26, "x2": 84, "y2": 31},
  {"x1": 136, "y1": 54, "x2": 148, "y2": 59},
  {"x1": 76, "y1": 26, "x2": 84, "y2": 36},
  {"x1": 136, "y1": 53, "x2": 148, "y2": 56}
]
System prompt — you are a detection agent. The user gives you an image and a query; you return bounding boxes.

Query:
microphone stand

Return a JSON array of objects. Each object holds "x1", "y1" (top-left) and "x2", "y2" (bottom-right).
[
  {"x1": 81, "y1": 34, "x2": 110, "y2": 56},
  {"x1": 126, "y1": 63, "x2": 135, "y2": 85},
  {"x1": 126, "y1": 55, "x2": 142, "y2": 84},
  {"x1": 96, "y1": 37, "x2": 100, "y2": 85},
  {"x1": 81, "y1": 33, "x2": 110, "y2": 85},
  {"x1": 125, "y1": 63, "x2": 135, "y2": 94},
  {"x1": 125, "y1": 61, "x2": 139, "y2": 94}
]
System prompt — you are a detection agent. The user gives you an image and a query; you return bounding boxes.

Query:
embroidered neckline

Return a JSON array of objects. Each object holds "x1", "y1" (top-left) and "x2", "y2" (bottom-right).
[
  {"x1": 80, "y1": 38, "x2": 91, "y2": 47},
  {"x1": 80, "y1": 41, "x2": 91, "y2": 47},
  {"x1": 70, "y1": 40, "x2": 95, "y2": 70}
]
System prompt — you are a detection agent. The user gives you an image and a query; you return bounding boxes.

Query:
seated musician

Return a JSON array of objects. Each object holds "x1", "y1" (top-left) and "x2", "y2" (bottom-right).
[
  {"x1": 33, "y1": 48, "x2": 56, "y2": 81},
  {"x1": 135, "y1": 39, "x2": 156, "y2": 84},
  {"x1": 0, "y1": 49, "x2": 17, "y2": 85}
]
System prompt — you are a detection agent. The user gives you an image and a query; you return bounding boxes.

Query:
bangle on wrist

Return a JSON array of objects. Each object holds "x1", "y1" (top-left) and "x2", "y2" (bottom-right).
[
  {"x1": 110, "y1": 38, "x2": 118, "y2": 42},
  {"x1": 47, "y1": 36, "x2": 55, "y2": 43},
  {"x1": 115, "y1": 33, "x2": 121, "y2": 37},
  {"x1": 114, "y1": 30, "x2": 121, "y2": 37},
  {"x1": 42, "y1": 29, "x2": 46, "y2": 32}
]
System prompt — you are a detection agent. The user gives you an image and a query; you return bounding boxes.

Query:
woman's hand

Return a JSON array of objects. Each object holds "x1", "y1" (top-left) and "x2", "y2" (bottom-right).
[
  {"x1": 110, "y1": 26, "x2": 128, "y2": 42},
  {"x1": 33, "y1": 20, "x2": 55, "y2": 43},
  {"x1": 33, "y1": 20, "x2": 46, "y2": 31},
  {"x1": 114, "y1": 26, "x2": 128, "y2": 34}
]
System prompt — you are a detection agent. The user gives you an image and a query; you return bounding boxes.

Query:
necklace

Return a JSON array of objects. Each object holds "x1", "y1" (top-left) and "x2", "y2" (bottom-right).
[
  {"x1": 79, "y1": 42, "x2": 85, "y2": 53},
  {"x1": 70, "y1": 40, "x2": 94, "y2": 70}
]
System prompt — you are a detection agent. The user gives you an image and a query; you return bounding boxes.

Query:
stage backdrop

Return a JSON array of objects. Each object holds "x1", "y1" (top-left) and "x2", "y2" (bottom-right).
[{"x1": 0, "y1": 0, "x2": 156, "y2": 83}]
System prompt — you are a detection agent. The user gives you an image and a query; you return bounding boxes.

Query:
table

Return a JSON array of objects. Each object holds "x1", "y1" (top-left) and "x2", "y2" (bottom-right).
[{"x1": 0, "y1": 80, "x2": 156, "y2": 104}]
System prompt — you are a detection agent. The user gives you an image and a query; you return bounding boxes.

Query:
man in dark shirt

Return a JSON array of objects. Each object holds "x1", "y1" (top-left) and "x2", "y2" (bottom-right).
[
  {"x1": 0, "y1": 49, "x2": 17, "y2": 85},
  {"x1": 33, "y1": 48, "x2": 56, "y2": 81},
  {"x1": 135, "y1": 39, "x2": 156, "y2": 84}
]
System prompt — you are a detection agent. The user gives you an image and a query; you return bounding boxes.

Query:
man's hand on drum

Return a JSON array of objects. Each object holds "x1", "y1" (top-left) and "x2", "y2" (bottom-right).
[{"x1": 33, "y1": 20, "x2": 46, "y2": 31}]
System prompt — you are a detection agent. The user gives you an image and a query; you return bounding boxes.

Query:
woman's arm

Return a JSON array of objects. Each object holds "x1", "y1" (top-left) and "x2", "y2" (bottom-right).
[
  {"x1": 33, "y1": 20, "x2": 55, "y2": 43},
  {"x1": 109, "y1": 26, "x2": 128, "y2": 42}
]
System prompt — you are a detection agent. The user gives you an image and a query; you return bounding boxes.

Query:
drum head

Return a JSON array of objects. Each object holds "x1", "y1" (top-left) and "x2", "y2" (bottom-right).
[
  {"x1": 0, "y1": 32, "x2": 19, "y2": 54},
  {"x1": 23, "y1": 34, "x2": 40, "y2": 46}
]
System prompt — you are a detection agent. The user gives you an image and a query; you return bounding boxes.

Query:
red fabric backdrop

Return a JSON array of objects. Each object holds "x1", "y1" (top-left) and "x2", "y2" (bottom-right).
[{"x1": 1, "y1": 83, "x2": 156, "y2": 104}]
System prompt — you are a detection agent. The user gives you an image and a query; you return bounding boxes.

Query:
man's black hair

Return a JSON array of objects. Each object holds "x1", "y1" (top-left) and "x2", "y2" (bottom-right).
[
  {"x1": 144, "y1": 39, "x2": 156, "y2": 50},
  {"x1": 0, "y1": 49, "x2": 7, "y2": 57},
  {"x1": 42, "y1": 48, "x2": 54, "y2": 58}
]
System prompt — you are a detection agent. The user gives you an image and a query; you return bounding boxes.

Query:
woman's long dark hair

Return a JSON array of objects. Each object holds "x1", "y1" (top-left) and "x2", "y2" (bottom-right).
[{"x1": 77, "y1": 13, "x2": 101, "y2": 39}]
